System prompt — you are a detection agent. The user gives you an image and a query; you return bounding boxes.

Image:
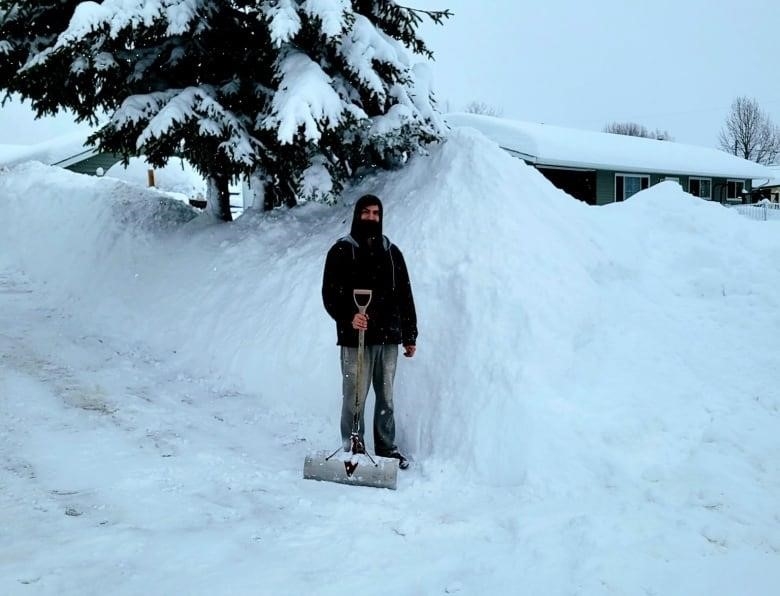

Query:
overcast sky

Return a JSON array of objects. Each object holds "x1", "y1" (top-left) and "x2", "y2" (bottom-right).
[
  {"x1": 410, "y1": 0, "x2": 780, "y2": 147},
  {"x1": 1, "y1": 0, "x2": 778, "y2": 149}
]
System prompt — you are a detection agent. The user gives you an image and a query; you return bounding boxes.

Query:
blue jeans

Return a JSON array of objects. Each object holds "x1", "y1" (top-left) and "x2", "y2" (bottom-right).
[{"x1": 340, "y1": 344, "x2": 398, "y2": 455}]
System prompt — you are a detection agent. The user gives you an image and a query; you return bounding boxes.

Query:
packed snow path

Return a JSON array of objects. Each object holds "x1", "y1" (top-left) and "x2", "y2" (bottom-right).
[
  {"x1": 0, "y1": 268, "x2": 536, "y2": 595},
  {"x1": 3, "y1": 262, "x2": 779, "y2": 596}
]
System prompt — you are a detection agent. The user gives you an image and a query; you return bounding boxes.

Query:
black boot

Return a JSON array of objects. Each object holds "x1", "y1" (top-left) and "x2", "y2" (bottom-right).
[{"x1": 379, "y1": 449, "x2": 409, "y2": 470}]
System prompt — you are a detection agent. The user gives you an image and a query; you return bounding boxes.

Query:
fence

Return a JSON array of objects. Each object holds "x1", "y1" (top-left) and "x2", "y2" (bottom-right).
[{"x1": 730, "y1": 202, "x2": 780, "y2": 222}]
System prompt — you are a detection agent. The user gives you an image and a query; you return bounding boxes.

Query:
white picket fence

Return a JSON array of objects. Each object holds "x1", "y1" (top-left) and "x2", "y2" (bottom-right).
[{"x1": 730, "y1": 202, "x2": 780, "y2": 221}]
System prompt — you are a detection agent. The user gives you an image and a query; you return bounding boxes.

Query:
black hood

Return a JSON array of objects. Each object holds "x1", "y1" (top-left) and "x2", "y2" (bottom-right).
[{"x1": 350, "y1": 194, "x2": 383, "y2": 244}]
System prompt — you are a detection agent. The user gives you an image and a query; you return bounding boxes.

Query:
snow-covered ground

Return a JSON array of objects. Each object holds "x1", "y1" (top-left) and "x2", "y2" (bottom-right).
[{"x1": 1, "y1": 128, "x2": 779, "y2": 595}]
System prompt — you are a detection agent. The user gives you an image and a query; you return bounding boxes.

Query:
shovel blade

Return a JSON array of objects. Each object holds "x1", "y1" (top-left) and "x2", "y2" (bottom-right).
[{"x1": 303, "y1": 451, "x2": 398, "y2": 490}]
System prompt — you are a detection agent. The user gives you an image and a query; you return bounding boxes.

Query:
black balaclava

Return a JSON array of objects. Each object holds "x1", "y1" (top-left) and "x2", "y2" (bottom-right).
[{"x1": 350, "y1": 194, "x2": 383, "y2": 246}]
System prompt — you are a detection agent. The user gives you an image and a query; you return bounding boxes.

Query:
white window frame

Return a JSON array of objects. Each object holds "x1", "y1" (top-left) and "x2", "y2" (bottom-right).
[
  {"x1": 689, "y1": 177, "x2": 712, "y2": 200},
  {"x1": 726, "y1": 179, "x2": 745, "y2": 201},
  {"x1": 614, "y1": 173, "x2": 650, "y2": 202}
]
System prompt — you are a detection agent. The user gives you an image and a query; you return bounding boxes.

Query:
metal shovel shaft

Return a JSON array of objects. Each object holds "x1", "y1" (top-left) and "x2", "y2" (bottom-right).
[{"x1": 352, "y1": 289, "x2": 372, "y2": 432}]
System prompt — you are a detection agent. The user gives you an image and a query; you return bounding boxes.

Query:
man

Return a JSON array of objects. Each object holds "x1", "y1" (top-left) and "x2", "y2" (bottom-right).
[{"x1": 322, "y1": 194, "x2": 417, "y2": 470}]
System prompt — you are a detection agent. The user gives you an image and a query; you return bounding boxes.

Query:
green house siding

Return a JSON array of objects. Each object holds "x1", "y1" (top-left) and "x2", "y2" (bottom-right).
[
  {"x1": 595, "y1": 170, "x2": 616, "y2": 205},
  {"x1": 711, "y1": 177, "x2": 727, "y2": 202},
  {"x1": 712, "y1": 177, "x2": 751, "y2": 203},
  {"x1": 63, "y1": 152, "x2": 122, "y2": 176},
  {"x1": 592, "y1": 170, "x2": 752, "y2": 205}
]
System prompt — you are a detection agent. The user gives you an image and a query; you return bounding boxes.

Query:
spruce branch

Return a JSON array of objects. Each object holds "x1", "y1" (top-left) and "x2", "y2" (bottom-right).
[{"x1": 394, "y1": 4, "x2": 453, "y2": 25}]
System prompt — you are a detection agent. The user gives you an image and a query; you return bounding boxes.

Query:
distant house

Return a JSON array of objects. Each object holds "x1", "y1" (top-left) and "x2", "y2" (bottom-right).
[
  {"x1": 447, "y1": 113, "x2": 773, "y2": 206},
  {"x1": 0, "y1": 132, "x2": 121, "y2": 175},
  {"x1": 752, "y1": 165, "x2": 780, "y2": 202}
]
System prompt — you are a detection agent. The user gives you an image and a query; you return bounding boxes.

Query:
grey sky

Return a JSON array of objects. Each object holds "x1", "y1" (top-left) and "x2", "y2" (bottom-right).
[
  {"x1": 410, "y1": 0, "x2": 780, "y2": 147},
  {"x1": 0, "y1": 100, "x2": 91, "y2": 145},
  {"x1": 1, "y1": 0, "x2": 778, "y2": 149}
]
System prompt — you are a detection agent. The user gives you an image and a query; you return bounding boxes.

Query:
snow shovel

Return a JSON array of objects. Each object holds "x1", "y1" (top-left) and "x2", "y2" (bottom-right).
[{"x1": 303, "y1": 289, "x2": 399, "y2": 490}]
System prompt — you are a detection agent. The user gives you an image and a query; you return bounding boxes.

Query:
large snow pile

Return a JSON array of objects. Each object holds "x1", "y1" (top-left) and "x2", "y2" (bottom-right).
[{"x1": 1, "y1": 128, "x2": 779, "y2": 595}]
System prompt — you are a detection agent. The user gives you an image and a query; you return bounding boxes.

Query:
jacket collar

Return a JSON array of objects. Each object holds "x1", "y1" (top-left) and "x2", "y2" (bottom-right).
[{"x1": 340, "y1": 234, "x2": 391, "y2": 251}]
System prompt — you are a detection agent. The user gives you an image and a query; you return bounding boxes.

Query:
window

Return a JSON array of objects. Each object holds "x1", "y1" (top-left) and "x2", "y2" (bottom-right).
[
  {"x1": 615, "y1": 174, "x2": 650, "y2": 201},
  {"x1": 689, "y1": 177, "x2": 712, "y2": 199},
  {"x1": 727, "y1": 180, "x2": 745, "y2": 200}
]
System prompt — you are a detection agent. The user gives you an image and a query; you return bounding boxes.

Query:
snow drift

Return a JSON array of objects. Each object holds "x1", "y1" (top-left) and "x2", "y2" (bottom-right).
[
  {"x1": 2, "y1": 128, "x2": 780, "y2": 593},
  {"x1": 2, "y1": 131, "x2": 779, "y2": 488}
]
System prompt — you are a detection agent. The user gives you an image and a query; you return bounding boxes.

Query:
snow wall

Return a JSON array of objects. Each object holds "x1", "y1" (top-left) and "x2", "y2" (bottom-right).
[{"x1": 1, "y1": 128, "x2": 779, "y2": 500}]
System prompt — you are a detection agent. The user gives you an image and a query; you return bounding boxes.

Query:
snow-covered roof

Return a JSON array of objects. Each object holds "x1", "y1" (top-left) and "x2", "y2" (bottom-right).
[
  {"x1": 753, "y1": 165, "x2": 780, "y2": 188},
  {"x1": 446, "y1": 113, "x2": 773, "y2": 180},
  {"x1": 0, "y1": 131, "x2": 96, "y2": 168}
]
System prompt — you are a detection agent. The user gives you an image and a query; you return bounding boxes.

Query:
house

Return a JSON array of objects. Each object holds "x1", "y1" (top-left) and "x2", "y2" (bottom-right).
[
  {"x1": 446, "y1": 113, "x2": 773, "y2": 206},
  {"x1": 0, "y1": 131, "x2": 121, "y2": 175},
  {"x1": 752, "y1": 165, "x2": 780, "y2": 202}
]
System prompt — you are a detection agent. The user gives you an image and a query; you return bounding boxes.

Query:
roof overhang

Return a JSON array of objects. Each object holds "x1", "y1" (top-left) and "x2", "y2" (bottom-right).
[
  {"x1": 51, "y1": 148, "x2": 101, "y2": 169},
  {"x1": 446, "y1": 113, "x2": 774, "y2": 181}
]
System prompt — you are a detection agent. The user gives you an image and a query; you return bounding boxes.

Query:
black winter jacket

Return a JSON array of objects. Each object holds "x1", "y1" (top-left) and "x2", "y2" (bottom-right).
[{"x1": 322, "y1": 234, "x2": 417, "y2": 347}]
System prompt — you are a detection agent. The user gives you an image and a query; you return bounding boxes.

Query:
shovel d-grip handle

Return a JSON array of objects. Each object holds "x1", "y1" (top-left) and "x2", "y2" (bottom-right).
[{"x1": 353, "y1": 288, "x2": 372, "y2": 314}]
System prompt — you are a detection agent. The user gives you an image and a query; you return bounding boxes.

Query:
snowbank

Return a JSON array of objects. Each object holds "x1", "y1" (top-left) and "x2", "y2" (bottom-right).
[
  {"x1": 2, "y1": 127, "x2": 780, "y2": 593},
  {"x1": 2, "y1": 131, "x2": 779, "y2": 489}
]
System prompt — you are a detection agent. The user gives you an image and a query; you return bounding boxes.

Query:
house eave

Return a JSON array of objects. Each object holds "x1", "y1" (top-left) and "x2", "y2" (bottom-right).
[
  {"x1": 52, "y1": 148, "x2": 100, "y2": 169},
  {"x1": 529, "y1": 157, "x2": 764, "y2": 180}
]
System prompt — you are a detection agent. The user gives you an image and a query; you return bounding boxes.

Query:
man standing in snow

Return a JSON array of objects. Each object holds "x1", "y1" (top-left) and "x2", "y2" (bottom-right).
[{"x1": 322, "y1": 194, "x2": 417, "y2": 470}]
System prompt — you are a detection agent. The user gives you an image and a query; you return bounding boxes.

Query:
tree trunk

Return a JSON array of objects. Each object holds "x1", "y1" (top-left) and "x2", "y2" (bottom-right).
[
  {"x1": 263, "y1": 181, "x2": 276, "y2": 211},
  {"x1": 244, "y1": 170, "x2": 266, "y2": 211},
  {"x1": 262, "y1": 177, "x2": 299, "y2": 210},
  {"x1": 206, "y1": 175, "x2": 233, "y2": 222}
]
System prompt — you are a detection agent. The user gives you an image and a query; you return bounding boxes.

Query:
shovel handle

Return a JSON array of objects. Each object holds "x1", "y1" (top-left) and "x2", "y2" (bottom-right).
[
  {"x1": 353, "y1": 289, "x2": 372, "y2": 314},
  {"x1": 352, "y1": 289, "x2": 372, "y2": 417}
]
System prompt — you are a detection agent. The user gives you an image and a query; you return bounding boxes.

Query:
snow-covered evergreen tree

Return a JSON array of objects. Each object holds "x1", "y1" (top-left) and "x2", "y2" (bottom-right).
[
  {"x1": 0, "y1": 1, "x2": 84, "y2": 113},
  {"x1": 0, "y1": 1, "x2": 451, "y2": 217},
  {"x1": 9, "y1": 0, "x2": 272, "y2": 221},
  {"x1": 259, "y1": 0, "x2": 450, "y2": 207}
]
